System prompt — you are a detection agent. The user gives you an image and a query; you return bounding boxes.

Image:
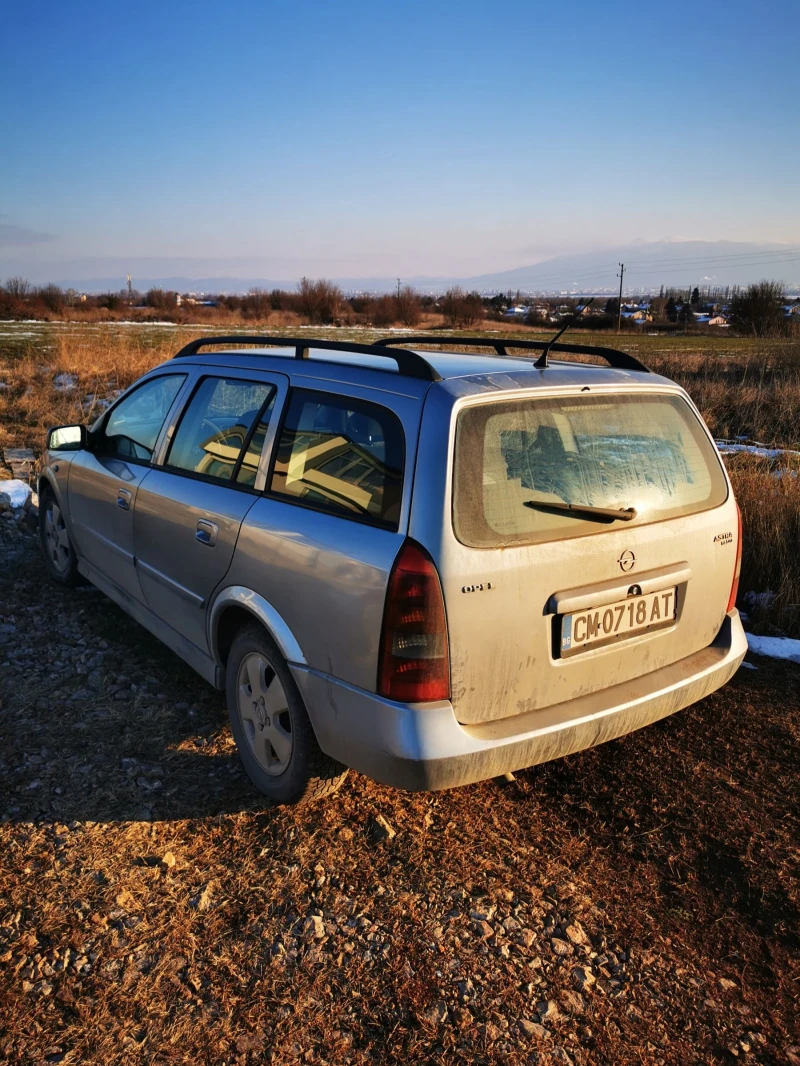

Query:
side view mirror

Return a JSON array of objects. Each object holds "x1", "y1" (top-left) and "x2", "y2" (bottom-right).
[{"x1": 47, "y1": 424, "x2": 88, "y2": 452}]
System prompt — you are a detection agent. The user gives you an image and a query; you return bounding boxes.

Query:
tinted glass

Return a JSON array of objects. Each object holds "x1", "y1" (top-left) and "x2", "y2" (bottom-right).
[
  {"x1": 99, "y1": 375, "x2": 185, "y2": 461},
  {"x1": 167, "y1": 377, "x2": 273, "y2": 483},
  {"x1": 270, "y1": 391, "x2": 404, "y2": 527},
  {"x1": 454, "y1": 393, "x2": 728, "y2": 547}
]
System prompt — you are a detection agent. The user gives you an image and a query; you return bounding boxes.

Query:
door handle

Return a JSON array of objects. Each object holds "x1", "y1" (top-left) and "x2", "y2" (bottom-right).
[
  {"x1": 196, "y1": 519, "x2": 218, "y2": 547},
  {"x1": 117, "y1": 488, "x2": 132, "y2": 510}
]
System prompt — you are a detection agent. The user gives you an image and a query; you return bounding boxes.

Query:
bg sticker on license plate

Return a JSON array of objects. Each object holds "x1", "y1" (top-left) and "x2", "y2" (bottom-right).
[{"x1": 560, "y1": 587, "x2": 677, "y2": 656}]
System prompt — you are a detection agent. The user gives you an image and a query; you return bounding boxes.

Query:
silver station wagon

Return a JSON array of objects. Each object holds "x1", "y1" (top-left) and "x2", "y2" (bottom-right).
[{"x1": 40, "y1": 334, "x2": 747, "y2": 804}]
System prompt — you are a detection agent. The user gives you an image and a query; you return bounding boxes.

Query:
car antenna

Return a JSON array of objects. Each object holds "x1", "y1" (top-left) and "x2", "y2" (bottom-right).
[{"x1": 533, "y1": 296, "x2": 595, "y2": 369}]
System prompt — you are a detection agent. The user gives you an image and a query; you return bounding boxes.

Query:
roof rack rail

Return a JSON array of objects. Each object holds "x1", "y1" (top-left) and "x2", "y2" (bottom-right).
[
  {"x1": 172, "y1": 335, "x2": 442, "y2": 382},
  {"x1": 374, "y1": 335, "x2": 650, "y2": 373}
]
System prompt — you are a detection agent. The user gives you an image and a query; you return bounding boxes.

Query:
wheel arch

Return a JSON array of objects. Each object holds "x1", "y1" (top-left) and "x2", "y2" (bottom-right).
[{"x1": 209, "y1": 586, "x2": 307, "y2": 670}]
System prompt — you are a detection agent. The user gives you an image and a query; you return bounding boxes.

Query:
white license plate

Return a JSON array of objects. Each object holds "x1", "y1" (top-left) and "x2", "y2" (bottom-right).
[{"x1": 560, "y1": 587, "x2": 677, "y2": 656}]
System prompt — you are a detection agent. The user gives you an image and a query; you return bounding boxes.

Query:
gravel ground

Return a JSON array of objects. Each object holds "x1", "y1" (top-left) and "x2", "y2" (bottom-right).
[{"x1": 1, "y1": 519, "x2": 799, "y2": 1066}]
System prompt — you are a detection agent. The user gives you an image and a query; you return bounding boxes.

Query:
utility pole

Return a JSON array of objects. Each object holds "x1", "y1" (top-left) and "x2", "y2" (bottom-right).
[
  {"x1": 616, "y1": 263, "x2": 625, "y2": 333},
  {"x1": 396, "y1": 278, "x2": 401, "y2": 299},
  {"x1": 127, "y1": 274, "x2": 133, "y2": 306}
]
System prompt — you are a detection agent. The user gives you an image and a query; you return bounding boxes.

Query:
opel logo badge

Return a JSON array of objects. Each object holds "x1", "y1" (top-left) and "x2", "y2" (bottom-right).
[{"x1": 618, "y1": 550, "x2": 635, "y2": 572}]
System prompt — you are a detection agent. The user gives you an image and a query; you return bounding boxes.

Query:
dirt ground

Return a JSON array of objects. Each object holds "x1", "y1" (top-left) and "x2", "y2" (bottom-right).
[{"x1": 1, "y1": 520, "x2": 799, "y2": 1066}]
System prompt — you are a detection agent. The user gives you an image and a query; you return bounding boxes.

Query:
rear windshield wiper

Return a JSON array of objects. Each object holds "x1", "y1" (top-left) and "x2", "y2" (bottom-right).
[{"x1": 524, "y1": 498, "x2": 637, "y2": 522}]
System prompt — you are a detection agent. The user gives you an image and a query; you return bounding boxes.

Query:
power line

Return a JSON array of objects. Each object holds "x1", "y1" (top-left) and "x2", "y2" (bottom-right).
[{"x1": 616, "y1": 263, "x2": 624, "y2": 332}]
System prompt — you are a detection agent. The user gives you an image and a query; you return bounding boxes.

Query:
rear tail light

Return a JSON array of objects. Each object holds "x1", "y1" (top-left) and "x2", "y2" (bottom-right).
[
  {"x1": 726, "y1": 503, "x2": 743, "y2": 613},
  {"x1": 377, "y1": 540, "x2": 450, "y2": 703}
]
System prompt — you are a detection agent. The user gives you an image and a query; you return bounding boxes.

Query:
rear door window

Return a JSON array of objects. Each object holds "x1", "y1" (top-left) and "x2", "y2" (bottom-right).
[
  {"x1": 269, "y1": 390, "x2": 404, "y2": 528},
  {"x1": 165, "y1": 377, "x2": 275, "y2": 484},
  {"x1": 454, "y1": 393, "x2": 728, "y2": 547}
]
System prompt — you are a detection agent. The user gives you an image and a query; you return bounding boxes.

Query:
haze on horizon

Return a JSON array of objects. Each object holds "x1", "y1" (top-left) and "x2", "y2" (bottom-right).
[{"x1": 2, "y1": 0, "x2": 798, "y2": 285}]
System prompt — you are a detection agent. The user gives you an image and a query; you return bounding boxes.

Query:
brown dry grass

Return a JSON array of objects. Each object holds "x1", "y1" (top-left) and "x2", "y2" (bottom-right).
[
  {"x1": 727, "y1": 455, "x2": 800, "y2": 635},
  {"x1": 646, "y1": 345, "x2": 800, "y2": 449}
]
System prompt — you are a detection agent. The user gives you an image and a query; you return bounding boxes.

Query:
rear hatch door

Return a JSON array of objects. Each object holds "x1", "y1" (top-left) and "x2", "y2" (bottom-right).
[{"x1": 442, "y1": 387, "x2": 737, "y2": 726}]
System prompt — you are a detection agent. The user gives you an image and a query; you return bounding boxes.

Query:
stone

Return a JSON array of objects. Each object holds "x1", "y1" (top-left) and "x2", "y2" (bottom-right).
[
  {"x1": 537, "y1": 999, "x2": 560, "y2": 1022},
  {"x1": 518, "y1": 1019, "x2": 549, "y2": 1040},
  {"x1": 551, "y1": 937, "x2": 573, "y2": 956},
  {"x1": 422, "y1": 1000, "x2": 448, "y2": 1026},
  {"x1": 302, "y1": 915, "x2": 326, "y2": 940},
  {"x1": 561, "y1": 990, "x2": 585, "y2": 1014},
  {"x1": 565, "y1": 922, "x2": 588, "y2": 945},
  {"x1": 572, "y1": 966, "x2": 596, "y2": 990},
  {"x1": 368, "y1": 814, "x2": 396, "y2": 841},
  {"x1": 472, "y1": 919, "x2": 495, "y2": 940},
  {"x1": 469, "y1": 905, "x2": 496, "y2": 922},
  {"x1": 718, "y1": 977, "x2": 737, "y2": 991}
]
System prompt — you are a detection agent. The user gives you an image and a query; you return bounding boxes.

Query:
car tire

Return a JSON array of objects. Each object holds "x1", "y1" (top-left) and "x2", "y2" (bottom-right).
[
  {"x1": 226, "y1": 623, "x2": 348, "y2": 806},
  {"x1": 39, "y1": 488, "x2": 84, "y2": 587}
]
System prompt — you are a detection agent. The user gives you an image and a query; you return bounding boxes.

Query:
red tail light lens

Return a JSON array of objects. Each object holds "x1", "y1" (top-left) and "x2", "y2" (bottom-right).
[
  {"x1": 378, "y1": 540, "x2": 450, "y2": 703},
  {"x1": 727, "y1": 503, "x2": 743, "y2": 613}
]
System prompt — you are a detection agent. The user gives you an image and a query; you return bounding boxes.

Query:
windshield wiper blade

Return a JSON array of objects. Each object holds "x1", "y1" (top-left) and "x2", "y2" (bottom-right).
[{"x1": 524, "y1": 498, "x2": 637, "y2": 522}]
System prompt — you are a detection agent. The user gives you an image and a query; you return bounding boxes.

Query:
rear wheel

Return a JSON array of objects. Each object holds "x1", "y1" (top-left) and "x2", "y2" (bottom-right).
[
  {"x1": 226, "y1": 623, "x2": 348, "y2": 805},
  {"x1": 39, "y1": 489, "x2": 83, "y2": 586}
]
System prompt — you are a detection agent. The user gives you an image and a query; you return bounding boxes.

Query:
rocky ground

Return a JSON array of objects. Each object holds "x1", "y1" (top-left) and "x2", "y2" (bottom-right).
[{"x1": 0, "y1": 520, "x2": 799, "y2": 1066}]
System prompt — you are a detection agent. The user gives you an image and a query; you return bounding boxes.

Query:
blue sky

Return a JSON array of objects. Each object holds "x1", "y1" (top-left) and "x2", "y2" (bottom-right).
[{"x1": 2, "y1": 0, "x2": 798, "y2": 281}]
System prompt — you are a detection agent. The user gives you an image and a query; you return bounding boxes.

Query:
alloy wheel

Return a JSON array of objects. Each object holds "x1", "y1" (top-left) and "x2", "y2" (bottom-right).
[{"x1": 237, "y1": 652, "x2": 294, "y2": 776}]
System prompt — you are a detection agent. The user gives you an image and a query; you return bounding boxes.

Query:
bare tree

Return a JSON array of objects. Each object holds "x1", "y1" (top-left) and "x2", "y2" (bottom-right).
[
  {"x1": 297, "y1": 278, "x2": 344, "y2": 324},
  {"x1": 245, "y1": 287, "x2": 270, "y2": 319},
  {"x1": 730, "y1": 280, "x2": 787, "y2": 337},
  {"x1": 369, "y1": 295, "x2": 397, "y2": 327},
  {"x1": 395, "y1": 285, "x2": 421, "y2": 327},
  {"x1": 5, "y1": 276, "x2": 30, "y2": 299},
  {"x1": 37, "y1": 284, "x2": 65, "y2": 313},
  {"x1": 442, "y1": 287, "x2": 483, "y2": 328}
]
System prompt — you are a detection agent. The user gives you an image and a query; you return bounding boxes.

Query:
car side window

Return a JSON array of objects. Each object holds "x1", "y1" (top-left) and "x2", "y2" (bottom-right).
[
  {"x1": 97, "y1": 374, "x2": 185, "y2": 462},
  {"x1": 166, "y1": 377, "x2": 275, "y2": 484},
  {"x1": 269, "y1": 390, "x2": 404, "y2": 528}
]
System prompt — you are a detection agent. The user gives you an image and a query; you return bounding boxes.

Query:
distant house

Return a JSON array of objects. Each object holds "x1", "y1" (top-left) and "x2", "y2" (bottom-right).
[
  {"x1": 502, "y1": 305, "x2": 529, "y2": 318},
  {"x1": 708, "y1": 315, "x2": 729, "y2": 327},
  {"x1": 622, "y1": 309, "x2": 652, "y2": 322}
]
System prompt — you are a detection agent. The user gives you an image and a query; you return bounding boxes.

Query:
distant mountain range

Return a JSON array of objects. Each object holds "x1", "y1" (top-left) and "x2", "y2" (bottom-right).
[{"x1": 3, "y1": 240, "x2": 799, "y2": 294}]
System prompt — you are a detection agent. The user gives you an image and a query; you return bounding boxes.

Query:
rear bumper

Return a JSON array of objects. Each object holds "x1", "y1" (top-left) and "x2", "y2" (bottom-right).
[{"x1": 291, "y1": 610, "x2": 748, "y2": 792}]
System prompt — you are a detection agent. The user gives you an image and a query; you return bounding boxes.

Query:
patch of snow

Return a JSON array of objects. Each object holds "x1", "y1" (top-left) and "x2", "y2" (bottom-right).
[
  {"x1": 0, "y1": 479, "x2": 32, "y2": 508},
  {"x1": 739, "y1": 661, "x2": 758, "y2": 671},
  {"x1": 53, "y1": 373, "x2": 77, "y2": 392},
  {"x1": 716, "y1": 440, "x2": 800, "y2": 460},
  {"x1": 746, "y1": 633, "x2": 800, "y2": 665}
]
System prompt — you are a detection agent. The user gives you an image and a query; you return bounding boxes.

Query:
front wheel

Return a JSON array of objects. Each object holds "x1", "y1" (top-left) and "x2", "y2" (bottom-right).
[
  {"x1": 226, "y1": 623, "x2": 348, "y2": 805},
  {"x1": 39, "y1": 489, "x2": 83, "y2": 586}
]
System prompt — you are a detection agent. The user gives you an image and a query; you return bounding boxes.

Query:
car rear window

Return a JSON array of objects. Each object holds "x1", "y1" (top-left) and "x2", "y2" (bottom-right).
[{"x1": 453, "y1": 393, "x2": 728, "y2": 548}]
